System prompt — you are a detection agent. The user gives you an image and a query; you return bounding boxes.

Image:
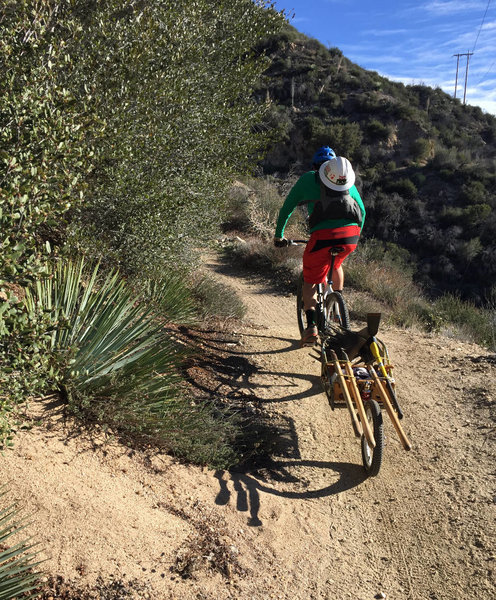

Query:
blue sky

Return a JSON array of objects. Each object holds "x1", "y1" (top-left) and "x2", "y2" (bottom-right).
[{"x1": 271, "y1": 0, "x2": 496, "y2": 115}]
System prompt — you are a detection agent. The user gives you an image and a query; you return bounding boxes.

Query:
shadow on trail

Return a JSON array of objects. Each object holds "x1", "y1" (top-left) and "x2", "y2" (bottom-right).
[
  {"x1": 189, "y1": 360, "x2": 322, "y2": 404},
  {"x1": 214, "y1": 460, "x2": 366, "y2": 527},
  {"x1": 178, "y1": 326, "x2": 308, "y2": 357},
  {"x1": 180, "y1": 327, "x2": 323, "y2": 404}
]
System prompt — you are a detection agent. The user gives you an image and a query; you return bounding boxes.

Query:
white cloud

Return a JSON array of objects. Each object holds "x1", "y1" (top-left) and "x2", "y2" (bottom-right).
[
  {"x1": 466, "y1": 92, "x2": 496, "y2": 114},
  {"x1": 423, "y1": 1, "x2": 487, "y2": 14},
  {"x1": 364, "y1": 29, "x2": 409, "y2": 37}
]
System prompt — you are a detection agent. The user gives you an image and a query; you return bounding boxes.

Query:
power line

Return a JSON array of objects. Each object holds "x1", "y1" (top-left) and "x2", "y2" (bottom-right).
[
  {"x1": 475, "y1": 59, "x2": 496, "y2": 85},
  {"x1": 451, "y1": 0, "x2": 492, "y2": 103},
  {"x1": 472, "y1": 0, "x2": 492, "y2": 54}
]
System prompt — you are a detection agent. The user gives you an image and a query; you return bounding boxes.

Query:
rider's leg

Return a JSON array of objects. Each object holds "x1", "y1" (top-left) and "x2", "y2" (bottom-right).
[
  {"x1": 301, "y1": 280, "x2": 318, "y2": 345},
  {"x1": 303, "y1": 281, "x2": 318, "y2": 311},
  {"x1": 303, "y1": 281, "x2": 318, "y2": 327},
  {"x1": 332, "y1": 265, "x2": 344, "y2": 292}
]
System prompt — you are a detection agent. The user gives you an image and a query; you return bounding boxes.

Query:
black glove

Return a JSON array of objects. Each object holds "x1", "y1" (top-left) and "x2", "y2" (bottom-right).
[{"x1": 274, "y1": 237, "x2": 288, "y2": 248}]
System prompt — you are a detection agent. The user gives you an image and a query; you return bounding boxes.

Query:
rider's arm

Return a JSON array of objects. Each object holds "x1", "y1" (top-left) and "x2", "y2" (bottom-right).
[{"x1": 275, "y1": 172, "x2": 318, "y2": 238}]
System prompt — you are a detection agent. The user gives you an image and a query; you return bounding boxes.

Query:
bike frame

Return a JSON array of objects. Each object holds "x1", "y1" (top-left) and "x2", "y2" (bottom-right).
[{"x1": 316, "y1": 247, "x2": 344, "y2": 332}]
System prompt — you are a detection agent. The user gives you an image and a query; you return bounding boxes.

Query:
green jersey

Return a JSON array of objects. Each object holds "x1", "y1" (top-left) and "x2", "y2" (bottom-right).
[{"x1": 275, "y1": 171, "x2": 366, "y2": 239}]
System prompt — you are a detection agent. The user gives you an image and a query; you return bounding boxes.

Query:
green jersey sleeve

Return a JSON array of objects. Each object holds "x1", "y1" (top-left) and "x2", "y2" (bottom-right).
[{"x1": 274, "y1": 172, "x2": 320, "y2": 238}]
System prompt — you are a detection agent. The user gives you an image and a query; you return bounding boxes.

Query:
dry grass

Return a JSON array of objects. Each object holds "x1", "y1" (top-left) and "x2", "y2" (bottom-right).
[{"x1": 166, "y1": 501, "x2": 243, "y2": 581}]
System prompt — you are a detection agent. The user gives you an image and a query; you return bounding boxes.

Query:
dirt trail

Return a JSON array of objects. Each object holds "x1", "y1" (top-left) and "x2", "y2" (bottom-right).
[{"x1": 3, "y1": 256, "x2": 495, "y2": 600}]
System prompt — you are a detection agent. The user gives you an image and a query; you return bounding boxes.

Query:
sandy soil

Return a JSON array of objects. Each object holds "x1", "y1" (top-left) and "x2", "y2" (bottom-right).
[{"x1": 3, "y1": 254, "x2": 495, "y2": 600}]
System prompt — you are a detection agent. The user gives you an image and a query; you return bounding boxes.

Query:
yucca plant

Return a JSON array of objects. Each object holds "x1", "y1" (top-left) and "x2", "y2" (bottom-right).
[
  {"x1": 22, "y1": 259, "x2": 239, "y2": 465},
  {"x1": 0, "y1": 489, "x2": 41, "y2": 600},
  {"x1": 24, "y1": 260, "x2": 184, "y2": 400}
]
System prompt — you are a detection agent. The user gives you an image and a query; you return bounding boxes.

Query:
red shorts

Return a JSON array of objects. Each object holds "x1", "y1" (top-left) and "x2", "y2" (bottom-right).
[{"x1": 303, "y1": 226, "x2": 360, "y2": 284}]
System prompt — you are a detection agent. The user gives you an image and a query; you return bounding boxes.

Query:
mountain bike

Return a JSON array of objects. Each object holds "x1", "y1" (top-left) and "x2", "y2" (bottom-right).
[{"x1": 288, "y1": 240, "x2": 351, "y2": 337}]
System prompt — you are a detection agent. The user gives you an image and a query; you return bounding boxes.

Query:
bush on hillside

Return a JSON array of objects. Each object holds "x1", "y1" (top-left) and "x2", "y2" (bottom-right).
[
  {"x1": 410, "y1": 138, "x2": 432, "y2": 162},
  {"x1": 383, "y1": 178, "x2": 418, "y2": 199},
  {"x1": 366, "y1": 119, "x2": 392, "y2": 142}
]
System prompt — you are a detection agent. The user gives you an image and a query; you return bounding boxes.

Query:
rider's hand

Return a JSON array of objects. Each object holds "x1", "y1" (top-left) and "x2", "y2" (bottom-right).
[{"x1": 274, "y1": 237, "x2": 288, "y2": 248}]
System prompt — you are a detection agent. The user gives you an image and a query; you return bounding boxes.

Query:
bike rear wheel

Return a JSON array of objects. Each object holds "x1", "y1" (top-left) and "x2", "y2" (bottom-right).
[{"x1": 325, "y1": 291, "x2": 350, "y2": 330}]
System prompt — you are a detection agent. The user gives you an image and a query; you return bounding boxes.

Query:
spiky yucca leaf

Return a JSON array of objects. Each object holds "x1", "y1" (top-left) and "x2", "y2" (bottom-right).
[{"x1": 0, "y1": 489, "x2": 41, "y2": 600}]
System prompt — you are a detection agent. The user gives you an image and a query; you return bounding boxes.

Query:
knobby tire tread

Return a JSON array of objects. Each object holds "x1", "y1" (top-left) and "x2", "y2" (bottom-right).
[
  {"x1": 296, "y1": 272, "x2": 305, "y2": 336},
  {"x1": 325, "y1": 291, "x2": 350, "y2": 330},
  {"x1": 361, "y1": 399, "x2": 384, "y2": 477}
]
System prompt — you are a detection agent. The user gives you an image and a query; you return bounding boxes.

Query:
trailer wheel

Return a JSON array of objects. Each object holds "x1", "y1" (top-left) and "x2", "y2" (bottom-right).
[{"x1": 361, "y1": 399, "x2": 384, "y2": 477}]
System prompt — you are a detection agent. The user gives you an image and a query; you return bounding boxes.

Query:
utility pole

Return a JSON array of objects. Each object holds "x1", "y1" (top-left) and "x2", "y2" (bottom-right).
[
  {"x1": 453, "y1": 53, "x2": 461, "y2": 98},
  {"x1": 463, "y1": 51, "x2": 473, "y2": 105},
  {"x1": 453, "y1": 52, "x2": 473, "y2": 103}
]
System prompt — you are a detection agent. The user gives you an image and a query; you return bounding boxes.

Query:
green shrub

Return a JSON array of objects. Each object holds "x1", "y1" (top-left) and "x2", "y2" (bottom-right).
[
  {"x1": 325, "y1": 120, "x2": 363, "y2": 160},
  {"x1": 0, "y1": 2, "x2": 91, "y2": 292},
  {"x1": 192, "y1": 274, "x2": 246, "y2": 321},
  {"x1": 458, "y1": 181, "x2": 487, "y2": 205},
  {"x1": 410, "y1": 137, "x2": 432, "y2": 162},
  {"x1": 0, "y1": 2, "x2": 96, "y2": 434},
  {"x1": 69, "y1": 0, "x2": 286, "y2": 279},
  {"x1": 367, "y1": 119, "x2": 391, "y2": 142},
  {"x1": 0, "y1": 0, "x2": 286, "y2": 448},
  {"x1": 434, "y1": 294, "x2": 495, "y2": 349},
  {"x1": 384, "y1": 177, "x2": 417, "y2": 199},
  {"x1": 431, "y1": 145, "x2": 458, "y2": 169}
]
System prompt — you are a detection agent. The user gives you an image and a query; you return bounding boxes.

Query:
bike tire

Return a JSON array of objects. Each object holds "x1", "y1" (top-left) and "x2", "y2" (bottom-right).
[
  {"x1": 296, "y1": 272, "x2": 305, "y2": 336},
  {"x1": 325, "y1": 291, "x2": 350, "y2": 330},
  {"x1": 360, "y1": 399, "x2": 384, "y2": 477}
]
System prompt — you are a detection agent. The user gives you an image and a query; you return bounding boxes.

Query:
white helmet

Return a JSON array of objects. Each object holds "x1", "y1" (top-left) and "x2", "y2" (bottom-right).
[{"x1": 319, "y1": 157, "x2": 355, "y2": 191}]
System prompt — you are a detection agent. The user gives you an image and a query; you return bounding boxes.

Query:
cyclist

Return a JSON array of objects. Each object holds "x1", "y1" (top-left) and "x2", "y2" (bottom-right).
[{"x1": 274, "y1": 151, "x2": 365, "y2": 346}]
